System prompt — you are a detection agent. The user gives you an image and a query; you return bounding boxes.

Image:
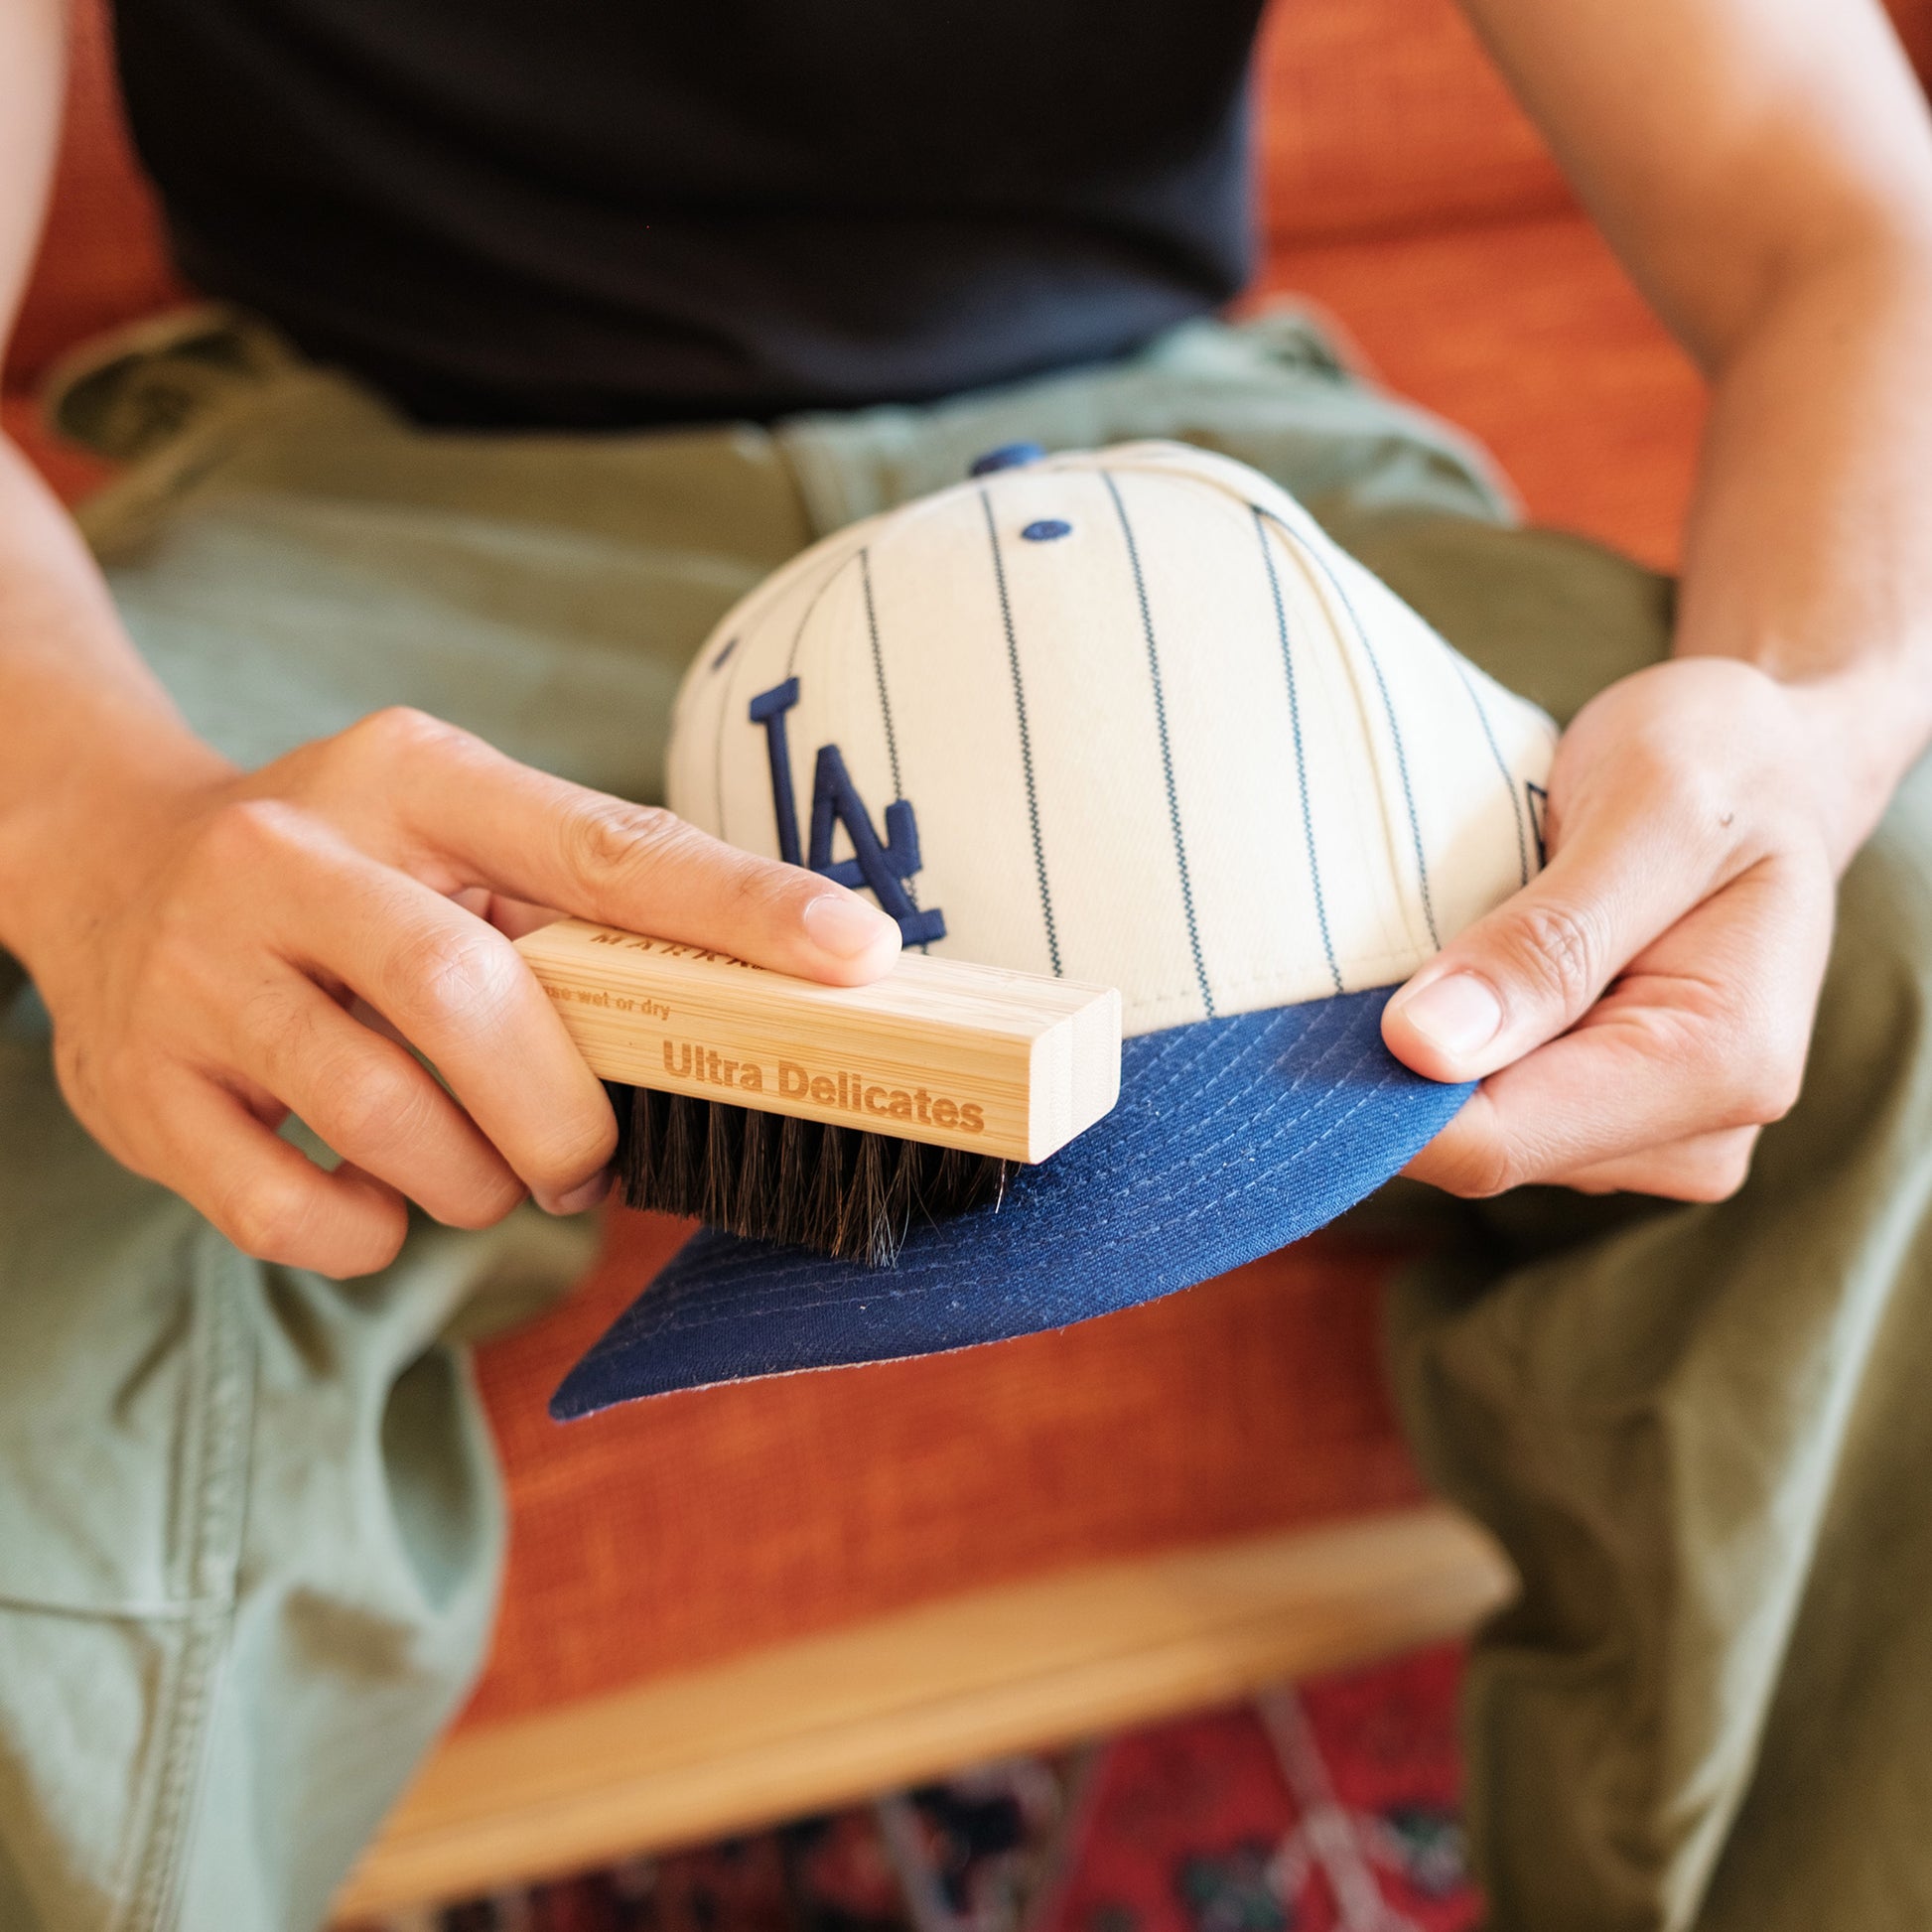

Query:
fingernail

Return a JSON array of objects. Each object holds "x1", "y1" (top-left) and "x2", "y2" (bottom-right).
[
  {"x1": 802, "y1": 892, "x2": 895, "y2": 958},
  {"x1": 547, "y1": 1169, "x2": 612, "y2": 1217},
  {"x1": 1397, "y1": 973, "x2": 1503, "y2": 1060}
]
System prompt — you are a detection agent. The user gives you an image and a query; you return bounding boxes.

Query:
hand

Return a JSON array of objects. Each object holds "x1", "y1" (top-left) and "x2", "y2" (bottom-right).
[
  {"x1": 1382, "y1": 657, "x2": 1844, "y2": 1201},
  {"x1": 8, "y1": 706, "x2": 900, "y2": 1276}
]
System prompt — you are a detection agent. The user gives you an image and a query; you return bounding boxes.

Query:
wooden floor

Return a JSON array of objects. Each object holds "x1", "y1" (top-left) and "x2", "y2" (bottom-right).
[{"x1": 336, "y1": 1503, "x2": 1512, "y2": 1921}]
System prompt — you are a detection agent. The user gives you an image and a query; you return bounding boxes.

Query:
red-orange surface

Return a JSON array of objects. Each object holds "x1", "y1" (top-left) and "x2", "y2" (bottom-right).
[
  {"x1": 1261, "y1": 216, "x2": 1708, "y2": 569},
  {"x1": 9, "y1": 0, "x2": 1928, "y2": 1728},
  {"x1": 8, "y1": 0, "x2": 182, "y2": 385},
  {"x1": 466, "y1": 1215, "x2": 1421, "y2": 1725},
  {"x1": 1253, "y1": 0, "x2": 1571, "y2": 249}
]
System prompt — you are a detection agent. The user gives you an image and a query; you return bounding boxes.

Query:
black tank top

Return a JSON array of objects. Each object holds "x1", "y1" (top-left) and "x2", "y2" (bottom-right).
[{"x1": 112, "y1": 0, "x2": 1267, "y2": 428}]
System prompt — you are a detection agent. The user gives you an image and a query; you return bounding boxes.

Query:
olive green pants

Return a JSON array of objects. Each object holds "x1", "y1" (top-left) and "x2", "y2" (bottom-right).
[{"x1": 3, "y1": 307, "x2": 1925, "y2": 1931}]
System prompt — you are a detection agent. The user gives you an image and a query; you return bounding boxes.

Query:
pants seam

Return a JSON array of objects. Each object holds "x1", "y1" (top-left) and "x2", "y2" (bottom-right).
[{"x1": 113, "y1": 1232, "x2": 255, "y2": 1932}]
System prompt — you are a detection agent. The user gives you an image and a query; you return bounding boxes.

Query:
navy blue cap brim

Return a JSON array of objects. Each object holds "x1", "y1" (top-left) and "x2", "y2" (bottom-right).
[{"x1": 551, "y1": 987, "x2": 1469, "y2": 1418}]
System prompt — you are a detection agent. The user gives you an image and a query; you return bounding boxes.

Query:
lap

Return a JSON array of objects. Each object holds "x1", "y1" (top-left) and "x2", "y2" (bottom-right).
[
  {"x1": 1372, "y1": 554, "x2": 1932, "y2": 1927},
  {"x1": 11, "y1": 302, "x2": 1905, "y2": 1930},
  {"x1": 0, "y1": 964, "x2": 594, "y2": 1930},
  {"x1": 1301, "y1": 483, "x2": 1932, "y2": 1929}
]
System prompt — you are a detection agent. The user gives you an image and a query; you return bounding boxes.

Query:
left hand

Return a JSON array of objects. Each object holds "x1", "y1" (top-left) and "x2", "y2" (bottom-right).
[{"x1": 1382, "y1": 655, "x2": 1843, "y2": 1201}]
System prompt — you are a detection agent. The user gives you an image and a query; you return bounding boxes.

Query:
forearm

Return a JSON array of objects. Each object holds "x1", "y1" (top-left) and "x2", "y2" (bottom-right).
[
  {"x1": 1675, "y1": 225, "x2": 1932, "y2": 863},
  {"x1": 1455, "y1": 0, "x2": 1932, "y2": 861},
  {"x1": 0, "y1": 433, "x2": 229, "y2": 964}
]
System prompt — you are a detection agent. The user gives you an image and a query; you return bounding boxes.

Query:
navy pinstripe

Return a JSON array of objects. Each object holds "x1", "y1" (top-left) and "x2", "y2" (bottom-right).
[
  {"x1": 1449, "y1": 656, "x2": 1531, "y2": 889},
  {"x1": 981, "y1": 489, "x2": 1062, "y2": 975},
  {"x1": 785, "y1": 549, "x2": 855, "y2": 677},
  {"x1": 1104, "y1": 472, "x2": 1215, "y2": 1019},
  {"x1": 855, "y1": 544, "x2": 930, "y2": 941},
  {"x1": 1253, "y1": 509, "x2": 1342, "y2": 994},
  {"x1": 858, "y1": 548, "x2": 904, "y2": 800},
  {"x1": 1261, "y1": 507, "x2": 1440, "y2": 951}
]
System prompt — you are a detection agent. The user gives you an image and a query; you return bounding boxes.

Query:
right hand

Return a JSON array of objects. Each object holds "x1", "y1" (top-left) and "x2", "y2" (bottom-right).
[{"x1": 7, "y1": 706, "x2": 900, "y2": 1277}]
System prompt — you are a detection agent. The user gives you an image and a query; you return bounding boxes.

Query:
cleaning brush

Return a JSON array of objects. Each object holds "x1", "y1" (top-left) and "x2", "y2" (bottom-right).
[
  {"x1": 602, "y1": 1082, "x2": 1013, "y2": 1264},
  {"x1": 514, "y1": 917, "x2": 1122, "y2": 1265}
]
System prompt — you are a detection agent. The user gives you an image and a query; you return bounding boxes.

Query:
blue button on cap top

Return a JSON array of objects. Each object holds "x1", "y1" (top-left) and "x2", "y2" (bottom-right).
[{"x1": 968, "y1": 441, "x2": 1045, "y2": 477}]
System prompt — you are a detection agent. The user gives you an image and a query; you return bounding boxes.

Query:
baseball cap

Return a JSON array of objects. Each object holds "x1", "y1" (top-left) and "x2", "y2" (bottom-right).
[{"x1": 551, "y1": 441, "x2": 1556, "y2": 1418}]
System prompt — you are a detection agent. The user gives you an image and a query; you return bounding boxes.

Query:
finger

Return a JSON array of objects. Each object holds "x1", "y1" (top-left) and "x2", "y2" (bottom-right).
[
  {"x1": 1403, "y1": 1002, "x2": 1735, "y2": 1193},
  {"x1": 485, "y1": 896, "x2": 564, "y2": 941},
  {"x1": 449, "y1": 886, "x2": 560, "y2": 941},
  {"x1": 1551, "y1": 1127, "x2": 1762, "y2": 1202},
  {"x1": 1400, "y1": 868, "x2": 1822, "y2": 1193},
  {"x1": 1404, "y1": 990, "x2": 1775, "y2": 1195},
  {"x1": 274, "y1": 847, "x2": 618, "y2": 1213},
  {"x1": 1382, "y1": 788, "x2": 1743, "y2": 1086},
  {"x1": 239, "y1": 971, "x2": 529, "y2": 1230},
  {"x1": 157, "y1": 1073, "x2": 412, "y2": 1276},
  {"x1": 330, "y1": 709, "x2": 901, "y2": 984}
]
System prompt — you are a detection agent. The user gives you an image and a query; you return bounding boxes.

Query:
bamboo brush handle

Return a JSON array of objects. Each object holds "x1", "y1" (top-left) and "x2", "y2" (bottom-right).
[{"x1": 513, "y1": 918, "x2": 1121, "y2": 1165}]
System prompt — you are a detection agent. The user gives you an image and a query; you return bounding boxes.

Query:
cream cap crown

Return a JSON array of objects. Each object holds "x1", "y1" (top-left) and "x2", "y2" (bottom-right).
[{"x1": 668, "y1": 441, "x2": 1556, "y2": 1035}]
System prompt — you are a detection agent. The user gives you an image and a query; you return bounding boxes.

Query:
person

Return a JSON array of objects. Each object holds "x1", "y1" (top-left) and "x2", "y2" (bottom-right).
[{"x1": 1, "y1": 0, "x2": 1930, "y2": 1926}]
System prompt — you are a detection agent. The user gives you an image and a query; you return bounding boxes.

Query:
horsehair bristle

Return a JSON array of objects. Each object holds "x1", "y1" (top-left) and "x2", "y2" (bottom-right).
[
  {"x1": 845, "y1": 1130, "x2": 898, "y2": 1270},
  {"x1": 773, "y1": 1112, "x2": 815, "y2": 1249},
  {"x1": 804, "y1": 1121, "x2": 851, "y2": 1255},
  {"x1": 700, "y1": 1096, "x2": 740, "y2": 1228},
  {"x1": 874, "y1": 1137, "x2": 920, "y2": 1266},
  {"x1": 658, "y1": 1088, "x2": 700, "y2": 1202},
  {"x1": 606, "y1": 1082, "x2": 1011, "y2": 1265},
  {"x1": 732, "y1": 1104, "x2": 771, "y2": 1235}
]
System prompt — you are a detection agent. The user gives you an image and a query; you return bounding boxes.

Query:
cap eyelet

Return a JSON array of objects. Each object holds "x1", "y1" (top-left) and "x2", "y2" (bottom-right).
[
  {"x1": 1021, "y1": 518, "x2": 1072, "y2": 542},
  {"x1": 968, "y1": 442, "x2": 1045, "y2": 477}
]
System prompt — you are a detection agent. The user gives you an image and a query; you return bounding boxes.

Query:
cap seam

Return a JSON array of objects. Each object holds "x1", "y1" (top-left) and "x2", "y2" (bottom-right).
[{"x1": 1259, "y1": 507, "x2": 1433, "y2": 964}]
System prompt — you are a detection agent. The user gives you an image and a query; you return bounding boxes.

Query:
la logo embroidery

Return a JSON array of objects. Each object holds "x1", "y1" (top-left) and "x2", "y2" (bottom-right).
[{"x1": 749, "y1": 679, "x2": 946, "y2": 946}]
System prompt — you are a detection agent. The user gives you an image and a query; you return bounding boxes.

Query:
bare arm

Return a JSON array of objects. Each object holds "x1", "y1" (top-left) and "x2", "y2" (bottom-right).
[
  {"x1": 0, "y1": 5, "x2": 898, "y2": 1272},
  {"x1": 0, "y1": 0, "x2": 62, "y2": 330},
  {"x1": 0, "y1": 0, "x2": 232, "y2": 882},
  {"x1": 1464, "y1": 0, "x2": 1932, "y2": 845},
  {"x1": 1386, "y1": 0, "x2": 1932, "y2": 1197}
]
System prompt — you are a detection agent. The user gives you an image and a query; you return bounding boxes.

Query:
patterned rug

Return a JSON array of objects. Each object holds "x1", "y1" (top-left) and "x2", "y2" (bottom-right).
[{"x1": 385, "y1": 1646, "x2": 1479, "y2": 1932}]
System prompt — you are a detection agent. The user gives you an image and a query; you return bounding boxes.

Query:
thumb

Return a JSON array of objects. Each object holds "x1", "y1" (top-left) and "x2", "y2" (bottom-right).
[{"x1": 1382, "y1": 814, "x2": 1713, "y2": 1084}]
